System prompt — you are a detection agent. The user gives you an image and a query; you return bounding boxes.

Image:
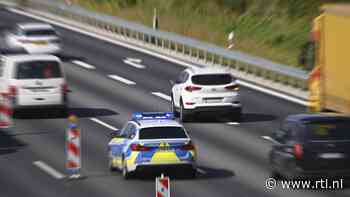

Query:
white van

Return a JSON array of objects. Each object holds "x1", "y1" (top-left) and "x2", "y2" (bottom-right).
[{"x1": 0, "y1": 54, "x2": 68, "y2": 113}]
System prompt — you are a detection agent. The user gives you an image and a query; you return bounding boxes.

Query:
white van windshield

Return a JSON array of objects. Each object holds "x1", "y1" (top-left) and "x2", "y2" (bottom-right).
[{"x1": 15, "y1": 61, "x2": 62, "y2": 79}]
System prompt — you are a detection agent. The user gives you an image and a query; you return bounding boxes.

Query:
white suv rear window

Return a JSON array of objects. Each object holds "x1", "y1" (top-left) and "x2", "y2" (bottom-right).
[
  {"x1": 24, "y1": 29, "x2": 57, "y2": 36},
  {"x1": 15, "y1": 61, "x2": 62, "y2": 79},
  {"x1": 191, "y1": 74, "x2": 233, "y2": 85}
]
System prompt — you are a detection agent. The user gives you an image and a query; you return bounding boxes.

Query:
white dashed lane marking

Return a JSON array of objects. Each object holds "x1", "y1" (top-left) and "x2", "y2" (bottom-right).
[
  {"x1": 33, "y1": 161, "x2": 65, "y2": 180},
  {"x1": 90, "y1": 118, "x2": 118, "y2": 131},
  {"x1": 151, "y1": 92, "x2": 171, "y2": 102},
  {"x1": 72, "y1": 60, "x2": 96, "y2": 70},
  {"x1": 108, "y1": 75, "x2": 136, "y2": 85}
]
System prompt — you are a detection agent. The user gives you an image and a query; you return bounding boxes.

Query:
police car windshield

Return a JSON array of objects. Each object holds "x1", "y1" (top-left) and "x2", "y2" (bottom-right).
[
  {"x1": 307, "y1": 120, "x2": 350, "y2": 141},
  {"x1": 15, "y1": 61, "x2": 62, "y2": 79},
  {"x1": 139, "y1": 127, "x2": 187, "y2": 139}
]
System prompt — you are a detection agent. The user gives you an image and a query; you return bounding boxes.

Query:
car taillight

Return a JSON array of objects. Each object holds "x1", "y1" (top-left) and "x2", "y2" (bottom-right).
[
  {"x1": 61, "y1": 83, "x2": 68, "y2": 94},
  {"x1": 294, "y1": 144, "x2": 303, "y2": 160},
  {"x1": 130, "y1": 144, "x2": 151, "y2": 151},
  {"x1": 225, "y1": 84, "x2": 240, "y2": 91},
  {"x1": 185, "y1": 86, "x2": 202, "y2": 92},
  {"x1": 8, "y1": 85, "x2": 17, "y2": 97},
  {"x1": 181, "y1": 141, "x2": 195, "y2": 151}
]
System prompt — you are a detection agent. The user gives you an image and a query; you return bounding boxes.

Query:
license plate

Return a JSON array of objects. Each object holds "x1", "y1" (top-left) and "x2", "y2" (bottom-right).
[
  {"x1": 31, "y1": 89, "x2": 49, "y2": 93},
  {"x1": 34, "y1": 41, "x2": 48, "y2": 45},
  {"x1": 319, "y1": 153, "x2": 345, "y2": 159},
  {"x1": 204, "y1": 98, "x2": 222, "y2": 103},
  {"x1": 159, "y1": 147, "x2": 172, "y2": 152}
]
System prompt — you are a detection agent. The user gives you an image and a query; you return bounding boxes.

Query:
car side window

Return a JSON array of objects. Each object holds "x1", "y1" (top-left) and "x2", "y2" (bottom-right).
[
  {"x1": 274, "y1": 121, "x2": 291, "y2": 144},
  {"x1": 126, "y1": 124, "x2": 137, "y2": 139}
]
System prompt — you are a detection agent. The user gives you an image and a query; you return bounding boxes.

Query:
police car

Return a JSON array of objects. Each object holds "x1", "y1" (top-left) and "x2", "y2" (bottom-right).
[{"x1": 107, "y1": 112, "x2": 197, "y2": 179}]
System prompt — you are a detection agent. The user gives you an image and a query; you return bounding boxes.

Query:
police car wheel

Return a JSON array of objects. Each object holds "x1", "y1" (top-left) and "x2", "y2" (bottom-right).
[
  {"x1": 122, "y1": 159, "x2": 131, "y2": 179},
  {"x1": 108, "y1": 159, "x2": 116, "y2": 172}
]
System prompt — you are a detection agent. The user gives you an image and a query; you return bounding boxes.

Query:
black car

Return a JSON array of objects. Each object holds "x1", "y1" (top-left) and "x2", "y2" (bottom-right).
[{"x1": 265, "y1": 113, "x2": 350, "y2": 179}]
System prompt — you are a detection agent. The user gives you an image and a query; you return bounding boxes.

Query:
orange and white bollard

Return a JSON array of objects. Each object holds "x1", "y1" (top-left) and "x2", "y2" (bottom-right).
[
  {"x1": 66, "y1": 115, "x2": 81, "y2": 179},
  {"x1": 156, "y1": 174, "x2": 170, "y2": 197}
]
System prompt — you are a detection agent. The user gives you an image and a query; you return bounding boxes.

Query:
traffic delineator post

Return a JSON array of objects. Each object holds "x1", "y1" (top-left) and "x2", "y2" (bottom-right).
[
  {"x1": 156, "y1": 173, "x2": 170, "y2": 197},
  {"x1": 0, "y1": 93, "x2": 12, "y2": 129},
  {"x1": 66, "y1": 114, "x2": 82, "y2": 179}
]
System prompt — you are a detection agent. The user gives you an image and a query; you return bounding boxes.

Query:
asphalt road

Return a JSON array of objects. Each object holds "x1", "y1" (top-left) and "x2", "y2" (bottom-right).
[{"x1": 0, "y1": 8, "x2": 349, "y2": 197}]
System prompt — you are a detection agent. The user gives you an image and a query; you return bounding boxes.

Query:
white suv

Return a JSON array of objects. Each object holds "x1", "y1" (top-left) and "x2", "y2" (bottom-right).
[
  {"x1": 0, "y1": 54, "x2": 69, "y2": 114},
  {"x1": 5, "y1": 23, "x2": 61, "y2": 55},
  {"x1": 171, "y1": 67, "x2": 241, "y2": 122}
]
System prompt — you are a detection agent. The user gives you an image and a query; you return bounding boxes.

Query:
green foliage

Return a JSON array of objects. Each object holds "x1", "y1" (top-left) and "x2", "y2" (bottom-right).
[{"x1": 76, "y1": 0, "x2": 350, "y2": 67}]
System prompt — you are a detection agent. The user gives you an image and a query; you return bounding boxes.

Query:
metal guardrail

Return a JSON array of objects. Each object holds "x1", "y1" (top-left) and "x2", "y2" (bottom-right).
[{"x1": 9, "y1": 0, "x2": 309, "y2": 90}]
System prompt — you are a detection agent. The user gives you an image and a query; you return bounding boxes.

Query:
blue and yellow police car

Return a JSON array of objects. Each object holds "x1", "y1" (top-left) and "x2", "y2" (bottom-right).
[{"x1": 107, "y1": 112, "x2": 197, "y2": 179}]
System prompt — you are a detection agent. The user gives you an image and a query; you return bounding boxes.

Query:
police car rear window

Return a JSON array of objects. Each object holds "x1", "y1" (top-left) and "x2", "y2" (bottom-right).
[
  {"x1": 191, "y1": 74, "x2": 232, "y2": 85},
  {"x1": 306, "y1": 120, "x2": 350, "y2": 141},
  {"x1": 139, "y1": 127, "x2": 187, "y2": 139},
  {"x1": 15, "y1": 61, "x2": 62, "y2": 79}
]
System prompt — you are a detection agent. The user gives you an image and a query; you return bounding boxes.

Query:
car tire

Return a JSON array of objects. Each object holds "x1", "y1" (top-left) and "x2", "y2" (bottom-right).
[
  {"x1": 180, "y1": 100, "x2": 191, "y2": 122},
  {"x1": 189, "y1": 168, "x2": 197, "y2": 179},
  {"x1": 171, "y1": 98, "x2": 180, "y2": 118},
  {"x1": 270, "y1": 168, "x2": 282, "y2": 180},
  {"x1": 231, "y1": 108, "x2": 242, "y2": 121},
  {"x1": 108, "y1": 158, "x2": 116, "y2": 172},
  {"x1": 122, "y1": 158, "x2": 131, "y2": 180},
  {"x1": 285, "y1": 161, "x2": 299, "y2": 180}
]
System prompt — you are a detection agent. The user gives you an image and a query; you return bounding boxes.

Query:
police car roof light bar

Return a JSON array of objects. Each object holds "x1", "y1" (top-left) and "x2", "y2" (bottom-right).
[{"x1": 132, "y1": 112, "x2": 174, "y2": 121}]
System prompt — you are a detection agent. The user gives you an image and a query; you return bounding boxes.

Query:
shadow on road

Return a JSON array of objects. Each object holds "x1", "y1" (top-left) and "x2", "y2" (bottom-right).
[
  {"x1": 14, "y1": 107, "x2": 118, "y2": 119},
  {"x1": 127, "y1": 166, "x2": 234, "y2": 181},
  {"x1": 191, "y1": 113, "x2": 276, "y2": 123},
  {"x1": 57, "y1": 53, "x2": 86, "y2": 62},
  {"x1": 0, "y1": 128, "x2": 26, "y2": 155}
]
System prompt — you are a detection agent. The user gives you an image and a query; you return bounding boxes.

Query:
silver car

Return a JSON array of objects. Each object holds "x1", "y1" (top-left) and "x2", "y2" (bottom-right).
[{"x1": 5, "y1": 23, "x2": 61, "y2": 54}]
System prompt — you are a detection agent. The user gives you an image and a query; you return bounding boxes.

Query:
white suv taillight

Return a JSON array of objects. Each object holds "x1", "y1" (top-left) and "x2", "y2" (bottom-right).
[
  {"x1": 225, "y1": 84, "x2": 240, "y2": 91},
  {"x1": 185, "y1": 85, "x2": 202, "y2": 92},
  {"x1": 8, "y1": 85, "x2": 17, "y2": 97}
]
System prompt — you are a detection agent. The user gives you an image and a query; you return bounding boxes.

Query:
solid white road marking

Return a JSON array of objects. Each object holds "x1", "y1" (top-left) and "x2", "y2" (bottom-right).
[
  {"x1": 126, "y1": 58, "x2": 142, "y2": 63},
  {"x1": 8, "y1": 8, "x2": 309, "y2": 106},
  {"x1": 72, "y1": 60, "x2": 96, "y2": 70},
  {"x1": 197, "y1": 168, "x2": 207, "y2": 175},
  {"x1": 237, "y1": 80, "x2": 309, "y2": 106},
  {"x1": 33, "y1": 161, "x2": 65, "y2": 179},
  {"x1": 123, "y1": 58, "x2": 145, "y2": 69},
  {"x1": 90, "y1": 118, "x2": 118, "y2": 131},
  {"x1": 151, "y1": 92, "x2": 171, "y2": 102},
  {"x1": 226, "y1": 122, "x2": 240, "y2": 125},
  {"x1": 107, "y1": 75, "x2": 136, "y2": 85}
]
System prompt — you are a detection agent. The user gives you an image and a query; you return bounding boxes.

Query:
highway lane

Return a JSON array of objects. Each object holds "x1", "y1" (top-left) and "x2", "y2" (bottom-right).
[{"x1": 0, "y1": 8, "x2": 349, "y2": 197}]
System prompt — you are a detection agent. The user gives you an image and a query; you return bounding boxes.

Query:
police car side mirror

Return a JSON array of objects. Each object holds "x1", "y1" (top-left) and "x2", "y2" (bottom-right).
[
  {"x1": 110, "y1": 130, "x2": 121, "y2": 138},
  {"x1": 169, "y1": 80, "x2": 175, "y2": 85}
]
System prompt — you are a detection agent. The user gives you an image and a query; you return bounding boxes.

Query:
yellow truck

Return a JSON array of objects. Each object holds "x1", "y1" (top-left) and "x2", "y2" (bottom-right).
[{"x1": 309, "y1": 4, "x2": 350, "y2": 113}]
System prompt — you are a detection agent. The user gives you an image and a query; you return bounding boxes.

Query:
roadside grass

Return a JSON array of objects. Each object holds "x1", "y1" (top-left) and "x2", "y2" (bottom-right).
[{"x1": 71, "y1": 0, "x2": 347, "y2": 68}]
